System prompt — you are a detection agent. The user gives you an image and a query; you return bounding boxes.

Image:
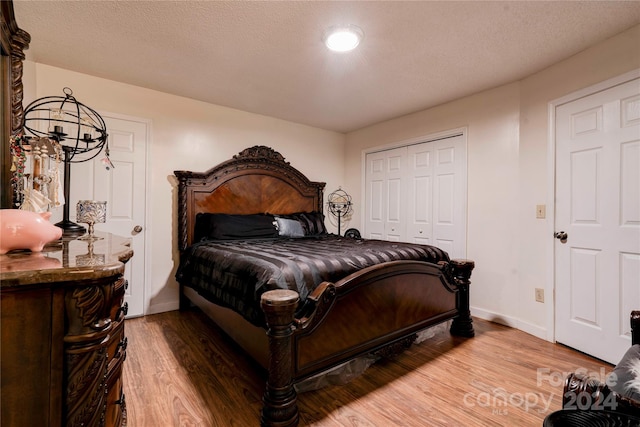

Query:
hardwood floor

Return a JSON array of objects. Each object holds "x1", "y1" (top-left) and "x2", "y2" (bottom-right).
[{"x1": 123, "y1": 309, "x2": 612, "y2": 426}]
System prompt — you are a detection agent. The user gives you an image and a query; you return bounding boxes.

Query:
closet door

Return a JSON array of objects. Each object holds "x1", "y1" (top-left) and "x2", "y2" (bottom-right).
[
  {"x1": 431, "y1": 135, "x2": 466, "y2": 258},
  {"x1": 365, "y1": 133, "x2": 467, "y2": 258},
  {"x1": 406, "y1": 143, "x2": 433, "y2": 245},
  {"x1": 365, "y1": 147, "x2": 406, "y2": 241}
]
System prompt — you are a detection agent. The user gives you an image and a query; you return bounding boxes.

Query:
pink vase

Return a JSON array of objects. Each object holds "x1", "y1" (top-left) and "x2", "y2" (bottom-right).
[{"x1": 0, "y1": 209, "x2": 63, "y2": 254}]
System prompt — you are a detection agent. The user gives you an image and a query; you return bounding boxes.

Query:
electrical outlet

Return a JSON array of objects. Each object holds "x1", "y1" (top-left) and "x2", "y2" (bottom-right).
[
  {"x1": 535, "y1": 288, "x2": 544, "y2": 303},
  {"x1": 536, "y1": 205, "x2": 546, "y2": 219}
]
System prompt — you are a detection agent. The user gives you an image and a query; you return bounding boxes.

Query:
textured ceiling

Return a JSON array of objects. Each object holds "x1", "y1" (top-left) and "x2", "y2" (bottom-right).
[{"x1": 12, "y1": 1, "x2": 640, "y2": 133}]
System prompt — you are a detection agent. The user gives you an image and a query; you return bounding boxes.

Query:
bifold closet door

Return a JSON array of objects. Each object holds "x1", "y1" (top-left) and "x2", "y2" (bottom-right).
[
  {"x1": 365, "y1": 134, "x2": 467, "y2": 259},
  {"x1": 365, "y1": 147, "x2": 406, "y2": 241},
  {"x1": 407, "y1": 136, "x2": 466, "y2": 258}
]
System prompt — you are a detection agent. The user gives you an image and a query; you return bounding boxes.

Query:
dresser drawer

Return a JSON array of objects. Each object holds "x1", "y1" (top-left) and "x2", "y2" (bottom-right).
[
  {"x1": 110, "y1": 278, "x2": 128, "y2": 322},
  {"x1": 107, "y1": 319, "x2": 127, "y2": 372},
  {"x1": 105, "y1": 355, "x2": 126, "y2": 427}
]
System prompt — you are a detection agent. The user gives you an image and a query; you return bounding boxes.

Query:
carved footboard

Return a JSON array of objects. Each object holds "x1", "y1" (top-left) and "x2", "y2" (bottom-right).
[{"x1": 260, "y1": 258, "x2": 474, "y2": 427}]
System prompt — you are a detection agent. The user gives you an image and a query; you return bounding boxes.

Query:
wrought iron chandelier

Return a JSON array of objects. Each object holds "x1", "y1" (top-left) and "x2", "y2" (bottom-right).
[{"x1": 22, "y1": 87, "x2": 111, "y2": 234}]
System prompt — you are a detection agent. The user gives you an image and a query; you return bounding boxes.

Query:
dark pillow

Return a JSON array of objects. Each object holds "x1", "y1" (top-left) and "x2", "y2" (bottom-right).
[
  {"x1": 194, "y1": 213, "x2": 278, "y2": 241},
  {"x1": 609, "y1": 344, "x2": 640, "y2": 401},
  {"x1": 279, "y1": 211, "x2": 327, "y2": 236},
  {"x1": 275, "y1": 217, "x2": 305, "y2": 238}
]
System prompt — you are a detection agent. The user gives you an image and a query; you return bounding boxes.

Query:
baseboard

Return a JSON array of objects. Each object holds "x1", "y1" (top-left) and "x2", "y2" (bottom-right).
[{"x1": 471, "y1": 306, "x2": 548, "y2": 341}]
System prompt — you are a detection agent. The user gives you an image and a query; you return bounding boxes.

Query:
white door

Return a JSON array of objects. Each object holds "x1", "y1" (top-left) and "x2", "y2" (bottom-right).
[
  {"x1": 406, "y1": 143, "x2": 434, "y2": 245},
  {"x1": 384, "y1": 148, "x2": 405, "y2": 242},
  {"x1": 407, "y1": 135, "x2": 466, "y2": 258},
  {"x1": 364, "y1": 133, "x2": 467, "y2": 258},
  {"x1": 70, "y1": 114, "x2": 148, "y2": 318},
  {"x1": 555, "y1": 77, "x2": 640, "y2": 364},
  {"x1": 365, "y1": 147, "x2": 405, "y2": 241}
]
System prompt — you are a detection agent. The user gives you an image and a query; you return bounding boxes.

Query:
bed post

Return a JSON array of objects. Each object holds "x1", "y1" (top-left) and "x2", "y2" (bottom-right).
[
  {"x1": 260, "y1": 290, "x2": 300, "y2": 427},
  {"x1": 449, "y1": 259, "x2": 475, "y2": 337}
]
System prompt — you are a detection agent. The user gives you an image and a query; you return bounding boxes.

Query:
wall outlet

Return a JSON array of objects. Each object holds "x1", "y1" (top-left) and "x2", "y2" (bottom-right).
[
  {"x1": 535, "y1": 288, "x2": 545, "y2": 303},
  {"x1": 536, "y1": 204, "x2": 546, "y2": 219}
]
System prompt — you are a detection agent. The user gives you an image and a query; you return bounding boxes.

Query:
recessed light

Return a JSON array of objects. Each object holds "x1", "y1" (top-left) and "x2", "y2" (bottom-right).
[{"x1": 323, "y1": 25, "x2": 363, "y2": 52}]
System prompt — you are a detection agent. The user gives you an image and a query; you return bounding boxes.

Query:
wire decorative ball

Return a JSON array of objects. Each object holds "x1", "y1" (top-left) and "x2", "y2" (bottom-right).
[{"x1": 327, "y1": 188, "x2": 353, "y2": 217}]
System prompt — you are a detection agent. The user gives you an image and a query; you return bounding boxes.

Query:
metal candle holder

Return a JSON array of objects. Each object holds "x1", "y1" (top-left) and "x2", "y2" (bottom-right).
[{"x1": 76, "y1": 200, "x2": 107, "y2": 241}]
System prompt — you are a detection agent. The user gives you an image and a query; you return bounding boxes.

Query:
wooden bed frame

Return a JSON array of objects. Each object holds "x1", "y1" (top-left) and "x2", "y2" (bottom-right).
[{"x1": 175, "y1": 146, "x2": 475, "y2": 426}]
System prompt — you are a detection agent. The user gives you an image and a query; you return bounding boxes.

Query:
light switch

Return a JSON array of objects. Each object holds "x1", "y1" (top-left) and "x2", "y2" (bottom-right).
[{"x1": 536, "y1": 204, "x2": 546, "y2": 219}]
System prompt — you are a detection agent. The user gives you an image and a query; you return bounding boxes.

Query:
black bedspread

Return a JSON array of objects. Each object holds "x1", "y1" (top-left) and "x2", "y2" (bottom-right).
[{"x1": 176, "y1": 235, "x2": 449, "y2": 326}]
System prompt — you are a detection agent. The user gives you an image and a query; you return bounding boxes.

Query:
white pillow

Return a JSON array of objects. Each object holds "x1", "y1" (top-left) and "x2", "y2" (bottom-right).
[{"x1": 275, "y1": 217, "x2": 305, "y2": 238}]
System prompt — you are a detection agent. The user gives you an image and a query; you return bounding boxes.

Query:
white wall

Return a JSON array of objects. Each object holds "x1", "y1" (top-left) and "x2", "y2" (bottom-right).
[
  {"x1": 344, "y1": 24, "x2": 640, "y2": 339},
  {"x1": 22, "y1": 62, "x2": 346, "y2": 314},
  {"x1": 517, "y1": 24, "x2": 640, "y2": 338}
]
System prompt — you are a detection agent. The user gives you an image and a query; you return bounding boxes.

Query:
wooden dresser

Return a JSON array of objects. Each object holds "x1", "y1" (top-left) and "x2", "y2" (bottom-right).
[{"x1": 1, "y1": 233, "x2": 133, "y2": 427}]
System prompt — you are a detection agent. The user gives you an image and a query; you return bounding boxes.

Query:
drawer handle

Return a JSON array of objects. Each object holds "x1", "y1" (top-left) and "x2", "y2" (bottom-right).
[
  {"x1": 116, "y1": 302, "x2": 129, "y2": 319},
  {"x1": 117, "y1": 337, "x2": 128, "y2": 352},
  {"x1": 115, "y1": 393, "x2": 126, "y2": 406}
]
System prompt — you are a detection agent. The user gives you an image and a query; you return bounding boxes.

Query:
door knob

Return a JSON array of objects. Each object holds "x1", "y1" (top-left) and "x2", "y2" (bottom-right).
[
  {"x1": 132, "y1": 225, "x2": 143, "y2": 235},
  {"x1": 554, "y1": 231, "x2": 568, "y2": 243}
]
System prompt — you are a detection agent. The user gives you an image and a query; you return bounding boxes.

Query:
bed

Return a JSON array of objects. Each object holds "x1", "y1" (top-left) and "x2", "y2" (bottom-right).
[{"x1": 174, "y1": 146, "x2": 475, "y2": 426}]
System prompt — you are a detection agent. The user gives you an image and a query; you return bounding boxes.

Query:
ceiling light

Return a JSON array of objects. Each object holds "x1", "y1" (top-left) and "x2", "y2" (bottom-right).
[{"x1": 323, "y1": 25, "x2": 363, "y2": 52}]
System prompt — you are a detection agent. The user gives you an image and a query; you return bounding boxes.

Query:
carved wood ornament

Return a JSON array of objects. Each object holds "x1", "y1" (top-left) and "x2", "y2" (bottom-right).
[{"x1": 1, "y1": 1, "x2": 31, "y2": 208}]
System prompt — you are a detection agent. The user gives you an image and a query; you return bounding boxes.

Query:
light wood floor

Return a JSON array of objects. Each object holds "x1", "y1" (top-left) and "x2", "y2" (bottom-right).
[{"x1": 123, "y1": 309, "x2": 612, "y2": 426}]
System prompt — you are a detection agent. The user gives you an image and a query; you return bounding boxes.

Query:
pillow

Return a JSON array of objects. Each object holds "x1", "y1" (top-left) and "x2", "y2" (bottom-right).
[
  {"x1": 275, "y1": 217, "x2": 305, "y2": 238},
  {"x1": 609, "y1": 344, "x2": 640, "y2": 401},
  {"x1": 194, "y1": 213, "x2": 278, "y2": 241},
  {"x1": 297, "y1": 212, "x2": 327, "y2": 235},
  {"x1": 279, "y1": 211, "x2": 327, "y2": 236}
]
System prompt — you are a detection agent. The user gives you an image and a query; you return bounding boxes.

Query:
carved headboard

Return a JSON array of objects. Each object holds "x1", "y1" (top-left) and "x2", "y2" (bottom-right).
[
  {"x1": 174, "y1": 146, "x2": 325, "y2": 251},
  {"x1": 1, "y1": 1, "x2": 31, "y2": 208}
]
